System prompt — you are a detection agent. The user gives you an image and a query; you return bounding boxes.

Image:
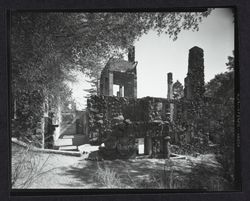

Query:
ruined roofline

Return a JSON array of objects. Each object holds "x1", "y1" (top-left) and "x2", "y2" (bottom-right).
[
  {"x1": 102, "y1": 57, "x2": 138, "y2": 74},
  {"x1": 189, "y1": 46, "x2": 204, "y2": 51},
  {"x1": 87, "y1": 94, "x2": 224, "y2": 107},
  {"x1": 102, "y1": 46, "x2": 137, "y2": 74}
]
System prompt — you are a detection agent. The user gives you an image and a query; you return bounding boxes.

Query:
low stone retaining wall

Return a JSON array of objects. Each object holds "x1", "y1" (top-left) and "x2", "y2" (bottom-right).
[{"x1": 12, "y1": 138, "x2": 81, "y2": 157}]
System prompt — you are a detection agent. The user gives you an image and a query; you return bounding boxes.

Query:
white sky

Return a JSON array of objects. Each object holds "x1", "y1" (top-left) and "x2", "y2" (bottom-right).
[{"x1": 70, "y1": 8, "x2": 234, "y2": 110}]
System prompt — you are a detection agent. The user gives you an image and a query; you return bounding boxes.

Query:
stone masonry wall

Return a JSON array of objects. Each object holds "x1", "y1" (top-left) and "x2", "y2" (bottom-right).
[
  {"x1": 172, "y1": 97, "x2": 223, "y2": 148},
  {"x1": 87, "y1": 95, "x2": 223, "y2": 157},
  {"x1": 87, "y1": 95, "x2": 172, "y2": 144}
]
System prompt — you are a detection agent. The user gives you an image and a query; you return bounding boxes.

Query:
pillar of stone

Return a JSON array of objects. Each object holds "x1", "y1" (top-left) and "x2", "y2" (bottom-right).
[
  {"x1": 40, "y1": 117, "x2": 45, "y2": 149},
  {"x1": 128, "y1": 46, "x2": 137, "y2": 98},
  {"x1": 99, "y1": 72, "x2": 105, "y2": 96},
  {"x1": 167, "y1": 72, "x2": 173, "y2": 99},
  {"x1": 145, "y1": 136, "x2": 152, "y2": 156},
  {"x1": 164, "y1": 136, "x2": 171, "y2": 159},
  {"x1": 167, "y1": 73, "x2": 174, "y2": 122},
  {"x1": 133, "y1": 74, "x2": 137, "y2": 98},
  {"x1": 128, "y1": 46, "x2": 135, "y2": 62},
  {"x1": 119, "y1": 85, "x2": 123, "y2": 97},
  {"x1": 108, "y1": 71, "x2": 113, "y2": 96},
  {"x1": 184, "y1": 46, "x2": 205, "y2": 100}
]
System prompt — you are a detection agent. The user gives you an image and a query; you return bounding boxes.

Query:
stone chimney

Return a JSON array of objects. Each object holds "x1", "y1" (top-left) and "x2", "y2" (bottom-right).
[
  {"x1": 167, "y1": 72, "x2": 174, "y2": 122},
  {"x1": 167, "y1": 72, "x2": 173, "y2": 99},
  {"x1": 128, "y1": 46, "x2": 135, "y2": 62},
  {"x1": 184, "y1": 46, "x2": 205, "y2": 100}
]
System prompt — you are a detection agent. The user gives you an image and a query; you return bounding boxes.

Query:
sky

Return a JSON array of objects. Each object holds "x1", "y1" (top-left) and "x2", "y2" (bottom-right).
[{"x1": 70, "y1": 8, "x2": 234, "y2": 110}]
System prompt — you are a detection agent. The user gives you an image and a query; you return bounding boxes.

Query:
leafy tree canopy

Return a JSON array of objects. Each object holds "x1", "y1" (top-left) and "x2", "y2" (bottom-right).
[
  {"x1": 11, "y1": 10, "x2": 212, "y2": 90},
  {"x1": 205, "y1": 51, "x2": 234, "y2": 101},
  {"x1": 204, "y1": 52, "x2": 235, "y2": 184},
  {"x1": 173, "y1": 80, "x2": 184, "y2": 99}
]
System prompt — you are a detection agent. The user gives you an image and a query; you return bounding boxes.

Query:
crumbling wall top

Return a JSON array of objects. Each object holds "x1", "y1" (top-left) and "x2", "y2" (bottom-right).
[{"x1": 103, "y1": 58, "x2": 137, "y2": 73}]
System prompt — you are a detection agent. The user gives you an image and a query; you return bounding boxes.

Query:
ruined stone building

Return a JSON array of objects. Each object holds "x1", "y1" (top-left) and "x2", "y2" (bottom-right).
[
  {"x1": 12, "y1": 43, "x2": 221, "y2": 155},
  {"x1": 100, "y1": 46, "x2": 137, "y2": 98},
  {"x1": 87, "y1": 46, "x2": 219, "y2": 159}
]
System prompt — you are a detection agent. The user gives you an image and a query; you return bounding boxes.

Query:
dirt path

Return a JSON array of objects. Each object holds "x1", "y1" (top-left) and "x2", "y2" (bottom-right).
[
  {"x1": 12, "y1": 144, "x2": 100, "y2": 188},
  {"x1": 12, "y1": 144, "x2": 228, "y2": 190}
]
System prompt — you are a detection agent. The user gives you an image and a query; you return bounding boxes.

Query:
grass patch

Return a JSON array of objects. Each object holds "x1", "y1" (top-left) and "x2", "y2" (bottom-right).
[
  {"x1": 12, "y1": 144, "x2": 56, "y2": 188},
  {"x1": 95, "y1": 163, "x2": 123, "y2": 188},
  {"x1": 94, "y1": 157, "x2": 231, "y2": 190}
]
